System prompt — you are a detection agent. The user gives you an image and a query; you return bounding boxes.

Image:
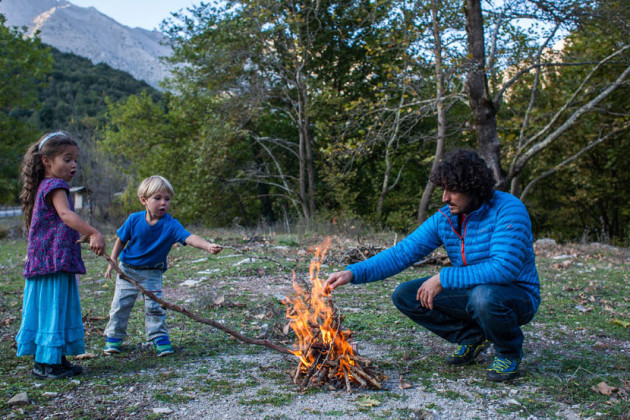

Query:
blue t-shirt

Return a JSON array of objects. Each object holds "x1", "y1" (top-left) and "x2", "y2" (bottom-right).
[{"x1": 117, "y1": 211, "x2": 191, "y2": 271}]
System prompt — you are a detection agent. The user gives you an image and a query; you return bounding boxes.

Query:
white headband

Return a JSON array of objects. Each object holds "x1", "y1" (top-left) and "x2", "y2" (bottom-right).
[{"x1": 38, "y1": 132, "x2": 66, "y2": 151}]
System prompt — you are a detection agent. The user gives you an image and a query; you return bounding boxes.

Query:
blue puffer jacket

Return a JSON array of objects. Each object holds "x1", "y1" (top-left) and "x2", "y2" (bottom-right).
[{"x1": 347, "y1": 191, "x2": 540, "y2": 311}]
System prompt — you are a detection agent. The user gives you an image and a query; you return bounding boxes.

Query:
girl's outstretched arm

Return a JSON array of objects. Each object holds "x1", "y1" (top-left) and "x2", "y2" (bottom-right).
[
  {"x1": 185, "y1": 234, "x2": 222, "y2": 254},
  {"x1": 50, "y1": 189, "x2": 105, "y2": 255}
]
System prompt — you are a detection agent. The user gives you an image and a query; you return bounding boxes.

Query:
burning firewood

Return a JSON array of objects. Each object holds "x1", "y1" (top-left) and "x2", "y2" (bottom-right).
[{"x1": 284, "y1": 238, "x2": 387, "y2": 392}]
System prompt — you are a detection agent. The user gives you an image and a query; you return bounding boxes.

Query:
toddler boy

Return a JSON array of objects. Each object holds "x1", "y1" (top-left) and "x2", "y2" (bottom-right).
[{"x1": 103, "y1": 175, "x2": 221, "y2": 356}]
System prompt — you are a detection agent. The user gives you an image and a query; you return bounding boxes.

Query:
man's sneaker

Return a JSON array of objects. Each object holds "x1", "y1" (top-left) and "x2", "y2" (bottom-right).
[
  {"x1": 61, "y1": 356, "x2": 83, "y2": 376},
  {"x1": 103, "y1": 337, "x2": 122, "y2": 355},
  {"x1": 153, "y1": 337, "x2": 174, "y2": 357},
  {"x1": 445, "y1": 340, "x2": 489, "y2": 366},
  {"x1": 32, "y1": 362, "x2": 74, "y2": 380},
  {"x1": 487, "y1": 356, "x2": 520, "y2": 382}
]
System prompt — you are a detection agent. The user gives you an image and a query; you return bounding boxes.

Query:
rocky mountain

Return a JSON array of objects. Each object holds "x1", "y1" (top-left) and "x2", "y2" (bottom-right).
[{"x1": 0, "y1": 0, "x2": 173, "y2": 89}]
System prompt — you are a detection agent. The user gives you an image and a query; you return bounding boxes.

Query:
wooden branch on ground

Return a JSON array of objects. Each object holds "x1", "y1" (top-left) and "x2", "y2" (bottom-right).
[{"x1": 82, "y1": 239, "x2": 293, "y2": 355}]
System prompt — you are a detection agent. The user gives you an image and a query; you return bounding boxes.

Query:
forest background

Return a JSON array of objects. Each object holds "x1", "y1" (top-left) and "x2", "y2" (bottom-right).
[{"x1": 1, "y1": 0, "x2": 629, "y2": 245}]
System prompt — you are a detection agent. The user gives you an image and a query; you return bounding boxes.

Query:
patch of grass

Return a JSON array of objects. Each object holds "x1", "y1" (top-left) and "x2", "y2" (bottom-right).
[{"x1": 153, "y1": 390, "x2": 194, "y2": 404}]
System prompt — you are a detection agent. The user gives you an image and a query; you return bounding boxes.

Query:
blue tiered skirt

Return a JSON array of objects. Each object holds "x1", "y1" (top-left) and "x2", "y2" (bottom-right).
[{"x1": 16, "y1": 272, "x2": 85, "y2": 364}]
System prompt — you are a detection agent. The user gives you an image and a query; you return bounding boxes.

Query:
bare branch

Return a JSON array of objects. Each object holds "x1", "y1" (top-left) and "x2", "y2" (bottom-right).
[
  {"x1": 83, "y1": 243, "x2": 293, "y2": 355},
  {"x1": 509, "y1": 60, "x2": 630, "y2": 180},
  {"x1": 520, "y1": 124, "x2": 630, "y2": 201}
]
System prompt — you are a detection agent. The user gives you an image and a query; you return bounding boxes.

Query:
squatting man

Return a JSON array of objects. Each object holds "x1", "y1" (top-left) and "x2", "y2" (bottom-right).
[{"x1": 324, "y1": 149, "x2": 540, "y2": 382}]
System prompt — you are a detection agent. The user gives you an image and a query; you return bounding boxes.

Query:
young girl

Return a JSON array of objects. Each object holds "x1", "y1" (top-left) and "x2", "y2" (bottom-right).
[{"x1": 16, "y1": 131, "x2": 106, "y2": 379}]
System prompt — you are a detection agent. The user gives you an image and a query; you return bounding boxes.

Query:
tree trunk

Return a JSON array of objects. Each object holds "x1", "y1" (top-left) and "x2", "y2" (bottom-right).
[
  {"x1": 296, "y1": 65, "x2": 315, "y2": 220},
  {"x1": 418, "y1": 0, "x2": 447, "y2": 222},
  {"x1": 464, "y1": 0, "x2": 504, "y2": 189}
]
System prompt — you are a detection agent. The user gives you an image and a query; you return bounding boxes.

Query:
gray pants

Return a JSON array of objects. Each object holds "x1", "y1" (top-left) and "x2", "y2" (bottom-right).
[{"x1": 104, "y1": 264, "x2": 168, "y2": 342}]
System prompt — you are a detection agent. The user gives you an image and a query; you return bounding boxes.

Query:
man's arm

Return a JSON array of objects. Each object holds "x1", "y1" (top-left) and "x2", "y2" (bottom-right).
[{"x1": 348, "y1": 214, "x2": 442, "y2": 284}]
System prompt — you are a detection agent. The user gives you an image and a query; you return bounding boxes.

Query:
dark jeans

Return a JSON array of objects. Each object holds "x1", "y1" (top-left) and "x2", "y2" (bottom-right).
[{"x1": 391, "y1": 277, "x2": 534, "y2": 359}]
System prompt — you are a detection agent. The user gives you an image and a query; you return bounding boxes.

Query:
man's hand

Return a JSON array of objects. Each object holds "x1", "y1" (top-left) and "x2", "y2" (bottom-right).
[
  {"x1": 416, "y1": 273, "x2": 443, "y2": 309},
  {"x1": 323, "y1": 270, "x2": 354, "y2": 293}
]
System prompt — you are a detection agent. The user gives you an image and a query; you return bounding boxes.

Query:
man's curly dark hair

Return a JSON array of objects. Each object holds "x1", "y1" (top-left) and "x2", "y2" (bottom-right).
[{"x1": 429, "y1": 149, "x2": 496, "y2": 205}]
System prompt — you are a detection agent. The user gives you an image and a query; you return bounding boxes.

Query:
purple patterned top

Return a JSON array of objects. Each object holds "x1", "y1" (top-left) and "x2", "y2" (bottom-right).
[{"x1": 23, "y1": 178, "x2": 86, "y2": 278}]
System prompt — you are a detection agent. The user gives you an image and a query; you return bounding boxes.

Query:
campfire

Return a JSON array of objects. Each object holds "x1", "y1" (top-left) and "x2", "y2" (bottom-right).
[{"x1": 284, "y1": 238, "x2": 386, "y2": 391}]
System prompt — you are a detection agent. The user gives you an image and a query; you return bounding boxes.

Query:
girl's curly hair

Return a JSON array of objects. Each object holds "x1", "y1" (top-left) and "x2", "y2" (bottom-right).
[
  {"x1": 429, "y1": 149, "x2": 495, "y2": 205},
  {"x1": 19, "y1": 132, "x2": 78, "y2": 231}
]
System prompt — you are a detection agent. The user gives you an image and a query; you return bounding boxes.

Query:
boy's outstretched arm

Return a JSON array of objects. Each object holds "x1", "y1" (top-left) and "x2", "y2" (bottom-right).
[
  {"x1": 185, "y1": 234, "x2": 222, "y2": 254},
  {"x1": 105, "y1": 237, "x2": 126, "y2": 278}
]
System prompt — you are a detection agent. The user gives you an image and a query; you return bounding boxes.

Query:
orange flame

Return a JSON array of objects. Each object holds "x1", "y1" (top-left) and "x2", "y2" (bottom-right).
[{"x1": 285, "y1": 238, "x2": 356, "y2": 379}]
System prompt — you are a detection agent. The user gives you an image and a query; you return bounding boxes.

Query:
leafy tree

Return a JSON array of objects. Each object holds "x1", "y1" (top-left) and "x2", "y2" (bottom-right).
[
  {"x1": 505, "y1": 1, "x2": 630, "y2": 243},
  {"x1": 0, "y1": 15, "x2": 52, "y2": 202},
  {"x1": 162, "y1": 0, "x2": 420, "y2": 223}
]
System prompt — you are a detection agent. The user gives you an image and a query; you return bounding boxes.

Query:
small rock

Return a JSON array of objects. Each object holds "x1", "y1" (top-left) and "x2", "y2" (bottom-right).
[
  {"x1": 274, "y1": 294, "x2": 287, "y2": 302},
  {"x1": 8, "y1": 392, "x2": 29, "y2": 406},
  {"x1": 43, "y1": 392, "x2": 59, "y2": 398},
  {"x1": 152, "y1": 407, "x2": 173, "y2": 415},
  {"x1": 180, "y1": 279, "x2": 204, "y2": 287},
  {"x1": 233, "y1": 257, "x2": 257, "y2": 266},
  {"x1": 71, "y1": 380, "x2": 80, "y2": 385}
]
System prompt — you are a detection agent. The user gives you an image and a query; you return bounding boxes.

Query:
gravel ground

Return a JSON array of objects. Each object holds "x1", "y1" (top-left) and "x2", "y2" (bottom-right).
[{"x1": 144, "y1": 343, "x2": 585, "y2": 419}]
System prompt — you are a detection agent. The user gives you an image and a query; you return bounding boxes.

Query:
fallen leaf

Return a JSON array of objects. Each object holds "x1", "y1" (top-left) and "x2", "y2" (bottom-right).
[
  {"x1": 282, "y1": 323, "x2": 291, "y2": 335},
  {"x1": 356, "y1": 396, "x2": 381, "y2": 407},
  {"x1": 76, "y1": 353, "x2": 98, "y2": 360},
  {"x1": 612, "y1": 319, "x2": 630, "y2": 329},
  {"x1": 1, "y1": 317, "x2": 16, "y2": 326},
  {"x1": 398, "y1": 375, "x2": 413, "y2": 390},
  {"x1": 213, "y1": 296, "x2": 225, "y2": 305},
  {"x1": 592, "y1": 381, "x2": 617, "y2": 396}
]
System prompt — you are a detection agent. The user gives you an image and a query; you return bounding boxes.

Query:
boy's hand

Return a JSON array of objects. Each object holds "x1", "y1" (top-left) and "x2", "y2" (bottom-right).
[
  {"x1": 90, "y1": 232, "x2": 106, "y2": 256},
  {"x1": 207, "y1": 243, "x2": 222, "y2": 254},
  {"x1": 104, "y1": 264, "x2": 113, "y2": 279}
]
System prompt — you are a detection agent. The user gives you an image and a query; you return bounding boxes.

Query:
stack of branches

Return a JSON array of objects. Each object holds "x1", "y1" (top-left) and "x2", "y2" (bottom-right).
[
  {"x1": 341, "y1": 245, "x2": 386, "y2": 264},
  {"x1": 285, "y1": 294, "x2": 386, "y2": 392}
]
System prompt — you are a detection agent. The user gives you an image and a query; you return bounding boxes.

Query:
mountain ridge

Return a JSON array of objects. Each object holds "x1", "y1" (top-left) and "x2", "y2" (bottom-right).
[{"x1": 0, "y1": 0, "x2": 173, "y2": 89}]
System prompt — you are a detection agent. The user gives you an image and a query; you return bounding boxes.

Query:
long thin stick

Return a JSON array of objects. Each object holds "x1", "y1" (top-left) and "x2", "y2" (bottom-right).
[{"x1": 86, "y1": 241, "x2": 293, "y2": 355}]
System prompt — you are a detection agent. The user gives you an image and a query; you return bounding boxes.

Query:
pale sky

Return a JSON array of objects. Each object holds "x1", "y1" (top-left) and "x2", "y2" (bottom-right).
[{"x1": 70, "y1": 0, "x2": 199, "y2": 31}]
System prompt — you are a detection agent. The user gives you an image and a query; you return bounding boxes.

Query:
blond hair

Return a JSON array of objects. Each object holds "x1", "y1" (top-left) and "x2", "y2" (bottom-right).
[{"x1": 137, "y1": 175, "x2": 174, "y2": 200}]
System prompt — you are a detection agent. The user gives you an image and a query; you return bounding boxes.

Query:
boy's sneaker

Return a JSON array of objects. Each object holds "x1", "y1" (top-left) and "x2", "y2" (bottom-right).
[
  {"x1": 61, "y1": 356, "x2": 83, "y2": 376},
  {"x1": 445, "y1": 340, "x2": 489, "y2": 366},
  {"x1": 32, "y1": 362, "x2": 74, "y2": 380},
  {"x1": 103, "y1": 337, "x2": 122, "y2": 355},
  {"x1": 153, "y1": 336, "x2": 174, "y2": 357},
  {"x1": 487, "y1": 356, "x2": 520, "y2": 382}
]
